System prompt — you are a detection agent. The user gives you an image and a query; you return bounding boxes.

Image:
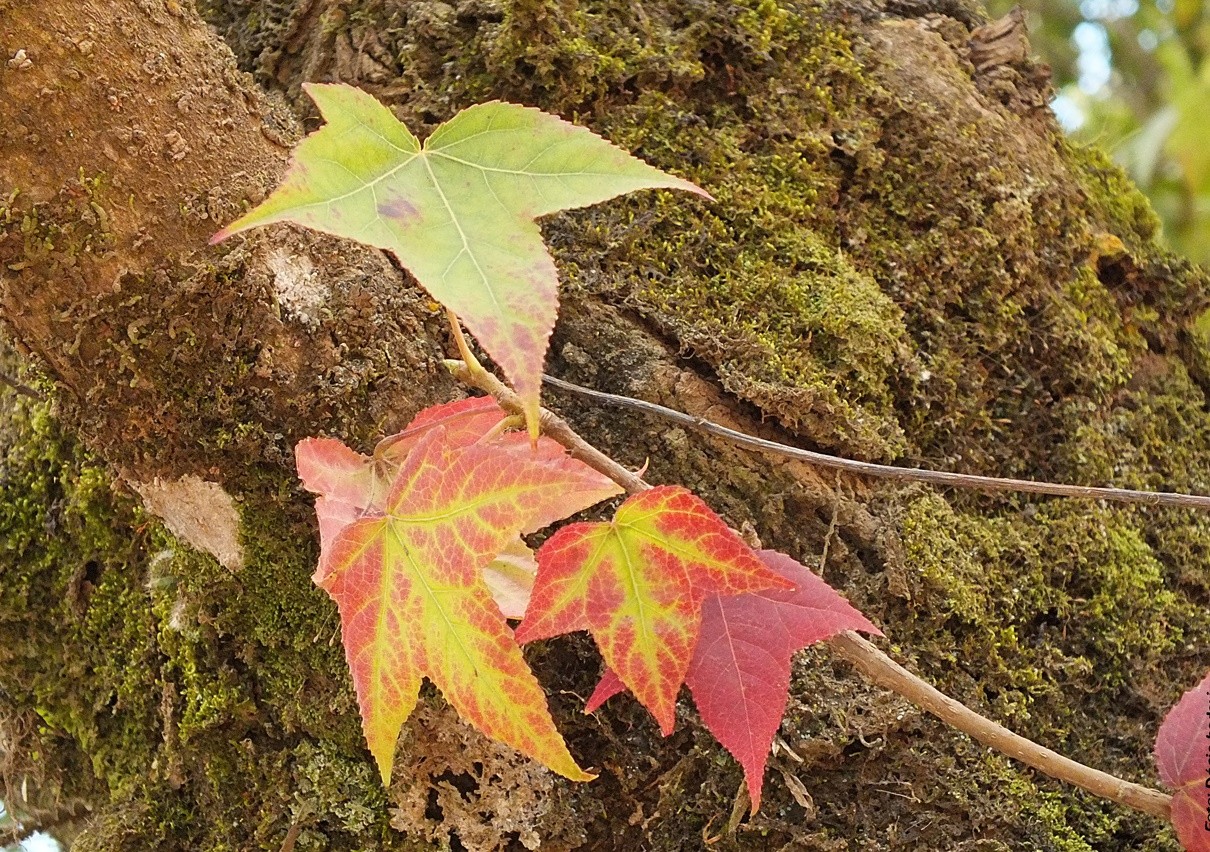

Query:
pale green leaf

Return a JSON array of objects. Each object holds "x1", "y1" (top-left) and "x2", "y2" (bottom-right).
[{"x1": 214, "y1": 83, "x2": 708, "y2": 432}]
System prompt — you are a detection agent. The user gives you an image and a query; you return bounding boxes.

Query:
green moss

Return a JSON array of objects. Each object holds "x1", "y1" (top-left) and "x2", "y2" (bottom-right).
[
  {"x1": 0, "y1": 362, "x2": 398, "y2": 848},
  {"x1": 627, "y1": 199, "x2": 912, "y2": 457},
  {"x1": 900, "y1": 489, "x2": 1007, "y2": 627},
  {"x1": 899, "y1": 488, "x2": 1189, "y2": 703},
  {"x1": 0, "y1": 387, "x2": 161, "y2": 802},
  {"x1": 1001, "y1": 775, "x2": 1103, "y2": 852},
  {"x1": 1064, "y1": 140, "x2": 1162, "y2": 252},
  {"x1": 11, "y1": 0, "x2": 1209, "y2": 848}
]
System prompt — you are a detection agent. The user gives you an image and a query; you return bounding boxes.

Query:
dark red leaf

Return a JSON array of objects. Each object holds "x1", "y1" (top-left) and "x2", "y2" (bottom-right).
[
  {"x1": 588, "y1": 549, "x2": 880, "y2": 810},
  {"x1": 1155, "y1": 671, "x2": 1210, "y2": 851}
]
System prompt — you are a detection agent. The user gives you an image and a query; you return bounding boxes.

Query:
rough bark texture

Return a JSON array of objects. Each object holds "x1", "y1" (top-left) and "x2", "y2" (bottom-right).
[{"x1": 2, "y1": 0, "x2": 1209, "y2": 850}]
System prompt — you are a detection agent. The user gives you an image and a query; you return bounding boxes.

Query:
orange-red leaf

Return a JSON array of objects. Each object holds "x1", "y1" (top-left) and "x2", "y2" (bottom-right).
[
  {"x1": 1155, "y1": 671, "x2": 1210, "y2": 851},
  {"x1": 296, "y1": 398, "x2": 622, "y2": 783},
  {"x1": 587, "y1": 549, "x2": 880, "y2": 810},
  {"x1": 514, "y1": 486, "x2": 790, "y2": 734},
  {"x1": 298, "y1": 397, "x2": 509, "y2": 585}
]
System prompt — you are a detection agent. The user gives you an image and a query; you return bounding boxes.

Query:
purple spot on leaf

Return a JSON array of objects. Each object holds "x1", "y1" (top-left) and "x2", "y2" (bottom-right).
[{"x1": 379, "y1": 196, "x2": 419, "y2": 221}]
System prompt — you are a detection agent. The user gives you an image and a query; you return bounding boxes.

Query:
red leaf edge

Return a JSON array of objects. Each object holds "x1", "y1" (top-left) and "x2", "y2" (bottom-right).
[
  {"x1": 585, "y1": 549, "x2": 881, "y2": 813},
  {"x1": 1156, "y1": 671, "x2": 1210, "y2": 851}
]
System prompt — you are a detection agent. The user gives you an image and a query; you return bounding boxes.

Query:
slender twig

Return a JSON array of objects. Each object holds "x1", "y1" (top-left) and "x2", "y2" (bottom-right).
[
  {"x1": 445, "y1": 360, "x2": 649, "y2": 493},
  {"x1": 447, "y1": 358, "x2": 1174, "y2": 822},
  {"x1": 446, "y1": 310, "x2": 495, "y2": 390},
  {"x1": 541, "y1": 373, "x2": 1210, "y2": 512},
  {"x1": 0, "y1": 372, "x2": 44, "y2": 401}
]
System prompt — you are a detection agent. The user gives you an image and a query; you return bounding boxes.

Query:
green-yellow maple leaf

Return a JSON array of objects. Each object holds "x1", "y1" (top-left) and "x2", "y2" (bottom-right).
[{"x1": 213, "y1": 83, "x2": 708, "y2": 434}]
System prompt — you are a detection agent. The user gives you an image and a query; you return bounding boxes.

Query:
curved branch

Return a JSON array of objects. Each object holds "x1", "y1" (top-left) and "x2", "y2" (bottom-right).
[{"x1": 826, "y1": 631, "x2": 1172, "y2": 819}]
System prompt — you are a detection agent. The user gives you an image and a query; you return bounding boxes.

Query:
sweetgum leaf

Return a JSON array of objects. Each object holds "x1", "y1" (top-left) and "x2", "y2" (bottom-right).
[
  {"x1": 298, "y1": 397, "x2": 513, "y2": 585},
  {"x1": 587, "y1": 549, "x2": 881, "y2": 811},
  {"x1": 213, "y1": 83, "x2": 708, "y2": 434},
  {"x1": 514, "y1": 486, "x2": 791, "y2": 733},
  {"x1": 1155, "y1": 671, "x2": 1210, "y2": 851},
  {"x1": 296, "y1": 397, "x2": 622, "y2": 783}
]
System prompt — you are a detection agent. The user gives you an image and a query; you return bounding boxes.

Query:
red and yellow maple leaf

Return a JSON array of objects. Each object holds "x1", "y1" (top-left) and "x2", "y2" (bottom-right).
[
  {"x1": 514, "y1": 486, "x2": 791, "y2": 734},
  {"x1": 1154, "y1": 670, "x2": 1210, "y2": 851},
  {"x1": 588, "y1": 549, "x2": 881, "y2": 810},
  {"x1": 295, "y1": 397, "x2": 623, "y2": 783},
  {"x1": 298, "y1": 397, "x2": 513, "y2": 582}
]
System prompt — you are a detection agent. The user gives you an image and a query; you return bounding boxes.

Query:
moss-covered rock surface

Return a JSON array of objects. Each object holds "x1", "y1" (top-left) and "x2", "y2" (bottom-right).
[{"x1": 4, "y1": 0, "x2": 1210, "y2": 848}]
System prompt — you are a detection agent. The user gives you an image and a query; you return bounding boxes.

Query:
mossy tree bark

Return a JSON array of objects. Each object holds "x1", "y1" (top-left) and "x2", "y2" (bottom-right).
[{"x1": 1, "y1": 0, "x2": 1209, "y2": 849}]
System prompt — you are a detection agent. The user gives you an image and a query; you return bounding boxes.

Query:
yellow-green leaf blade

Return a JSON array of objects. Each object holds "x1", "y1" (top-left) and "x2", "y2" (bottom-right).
[
  {"x1": 426, "y1": 100, "x2": 708, "y2": 217},
  {"x1": 214, "y1": 84, "x2": 708, "y2": 432},
  {"x1": 213, "y1": 83, "x2": 421, "y2": 246}
]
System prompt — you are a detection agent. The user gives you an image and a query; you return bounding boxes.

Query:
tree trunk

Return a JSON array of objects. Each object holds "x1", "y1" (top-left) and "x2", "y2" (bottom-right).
[{"x1": 2, "y1": 0, "x2": 1208, "y2": 849}]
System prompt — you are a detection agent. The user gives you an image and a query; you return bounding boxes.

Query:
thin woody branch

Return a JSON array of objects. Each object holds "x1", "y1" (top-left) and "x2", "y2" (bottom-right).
[
  {"x1": 826, "y1": 632, "x2": 1172, "y2": 819},
  {"x1": 540, "y1": 374, "x2": 1210, "y2": 512}
]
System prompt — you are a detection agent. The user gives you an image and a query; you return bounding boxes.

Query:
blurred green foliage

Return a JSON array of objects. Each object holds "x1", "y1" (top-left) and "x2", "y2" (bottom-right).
[{"x1": 991, "y1": 0, "x2": 1210, "y2": 266}]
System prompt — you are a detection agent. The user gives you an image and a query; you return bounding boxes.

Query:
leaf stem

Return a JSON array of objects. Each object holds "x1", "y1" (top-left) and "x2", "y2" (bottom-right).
[
  {"x1": 540, "y1": 373, "x2": 1210, "y2": 512},
  {"x1": 445, "y1": 310, "x2": 494, "y2": 388},
  {"x1": 444, "y1": 360, "x2": 649, "y2": 493},
  {"x1": 448, "y1": 358, "x2": 1174, "y2": 822}
]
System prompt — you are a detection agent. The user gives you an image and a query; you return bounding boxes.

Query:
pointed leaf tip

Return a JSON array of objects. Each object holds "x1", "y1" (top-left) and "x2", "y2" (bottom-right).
[
  {"x1": 212, "y1": 83, "x2": 706, "y2": 429},
  {"x1": 584, "y1": 668, "x2": 626, "y2": 715}
]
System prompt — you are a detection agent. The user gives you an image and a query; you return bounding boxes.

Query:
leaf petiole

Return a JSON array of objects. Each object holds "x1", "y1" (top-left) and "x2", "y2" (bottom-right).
[
  {"x1": 477, "y1": 414, "x2": 525, "y2": 445},
  {"x1": 446, "y1": 309, "x2": 488, "y2": 383}
]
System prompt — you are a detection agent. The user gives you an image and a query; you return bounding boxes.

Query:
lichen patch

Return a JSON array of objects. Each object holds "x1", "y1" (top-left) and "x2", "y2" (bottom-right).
[
  {"x1": 266, "y1": 245, "x2": 328, "y2": 329},
  {"x1": 130, "y1": 475, "x2": 244, "y2": 571}
]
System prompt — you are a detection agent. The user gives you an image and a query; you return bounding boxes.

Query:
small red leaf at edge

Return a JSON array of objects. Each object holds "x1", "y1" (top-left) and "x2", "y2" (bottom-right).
[{"x1": 1155, "y1": 671, "x2": 1210, "y2": 851}]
